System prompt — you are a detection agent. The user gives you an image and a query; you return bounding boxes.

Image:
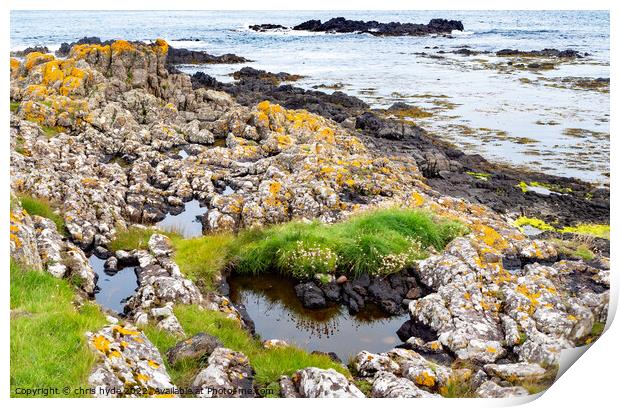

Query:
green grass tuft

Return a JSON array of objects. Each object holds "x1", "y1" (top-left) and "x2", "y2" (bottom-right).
[
  {"x1": 10, "y1": 262, "x2": 107, "y2": 397},
  {"x1": 18, "y1": 194, "x2": 67, "y2": 235},
  {"x1": 171, "y1": 233, "x2": 234, "y2": 291},
  {"x1": 109, "y1": 226, "x2": 181, "y2": 252},
  {"x1": 145, "y1": 305, "x2": 348, "y2": 390},
  {"x1": 228, "y1": 208, "x2": 467, "y2": 279},
  {"x1": 11, "y1": 101, "x2": 20, "y2": 113}
]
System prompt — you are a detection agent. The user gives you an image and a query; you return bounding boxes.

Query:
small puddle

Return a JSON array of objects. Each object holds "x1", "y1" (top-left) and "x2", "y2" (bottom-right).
[
  {"x1": 89, "y1": 255, "x2": 139, "y2": 315},
  {"x1": 229, "y1": 275, "x2": 405, "y2": 361},
  {"x1": 178, "y1": 148, "x2": 189, "y2": 159},
  {"x1": 222, "y1": 185, "x2": 235, "y2": 196},
  {"x1": 156, "y1": 199, "x2": 205, "y2": 238}
]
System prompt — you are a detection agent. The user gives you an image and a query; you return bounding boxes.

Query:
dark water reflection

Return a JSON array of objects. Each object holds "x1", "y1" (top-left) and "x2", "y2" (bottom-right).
[
  {"x1": 89, "y1": 256, "x2": 139, "y2": 314},
  {"x1": 229, "y1": 274, "x2": 405, "y2": 361}
]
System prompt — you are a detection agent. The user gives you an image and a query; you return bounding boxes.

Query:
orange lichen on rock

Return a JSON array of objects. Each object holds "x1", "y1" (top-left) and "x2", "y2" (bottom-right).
[
  {"x1": 92, "y1": 335, "x2": 111, "y2": 353},
  {"x1": 154, "y1": 38, "x2": 169, "y2": 55},
  {"x1": 24, "y1": 52, "x2": 54, "y2": 71}
]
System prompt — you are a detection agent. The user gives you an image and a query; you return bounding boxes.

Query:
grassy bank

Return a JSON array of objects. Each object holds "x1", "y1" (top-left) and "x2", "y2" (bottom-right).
[
  {"x1": 145, "y1": 305, "x2": 348, "y2": 392},
  {"x1": 109, "y1": 226, "x2": 181, "y2": 252},
  {"x1": 108, "y1": 208, "x2": 467, "y2": 287},
  {"x1": 228, "y1": 209, "x2": 466, "y2": 279},
  {"x1": 10, "y1": 262, "x2": 107, "y2": 397},
  {"x1": 17, "y1": 194, "x2": 67, "y2": 235}
]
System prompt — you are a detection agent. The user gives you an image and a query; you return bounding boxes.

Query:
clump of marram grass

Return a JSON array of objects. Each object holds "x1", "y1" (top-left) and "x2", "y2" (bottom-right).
[
  {"x1": 228, "y1": 208, "x2": 468, "y2": 279},
  {"x1": 10, "y1": 262, "x2": 107, "y2": 397},
  {"x1": 18, "y1": 194, "x2": 67, "y2": 235},
  {"x1": 109, "y1": 226, "x2": 181, "y2": 252},
  {"x1": 144, "y1": 305, "x2": 348, "y2": 389}
]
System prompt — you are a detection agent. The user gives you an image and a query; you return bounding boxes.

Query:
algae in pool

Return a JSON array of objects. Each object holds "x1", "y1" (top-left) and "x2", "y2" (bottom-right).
[
  {"x1": 89, "y1": 255, "x2": 139, "y2": 314},
  {"x1": 229, "y1": 275, "x2": 406, "y2": 361}
]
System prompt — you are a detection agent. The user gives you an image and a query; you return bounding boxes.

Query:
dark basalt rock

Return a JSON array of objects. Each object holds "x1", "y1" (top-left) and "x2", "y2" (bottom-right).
[
  {"x1": 191, "y1": 70, "x2": 368, "y2": 123},
  {"x1": 249, "y1": 23, "x2": 288, "y2": 32},
  {"x1": 496, "y1": 48, "x2": 583, "y2": 58},
  {"x1": 11, "y1": 45, "x2": 50, "y2": 57},
  {"x1": 290, "y1": 17, "x2": 464, "y2": 36},
  {"x1": 167, "y1": 332, "x2": 223, "y2": 366},
  {"x1": 341, "y1": 282, "x2": 366, "y2": 313},
  {"x1": 231, "y1": 66, "x2": 304, "y2": 84},
  {"x1": 397, "y1": 318, "x2": 438, "y2": 343},
  {"x1": 166, "y1": 46, "x2": 249, "y2": 65},
  {"x1": 294, "y1": 282, "x2": 327, "y2": 309}
]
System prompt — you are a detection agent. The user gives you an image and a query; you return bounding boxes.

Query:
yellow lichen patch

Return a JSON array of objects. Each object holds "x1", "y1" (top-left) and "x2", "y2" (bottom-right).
[
  {"x1": 409, "y1": 191, "x2": 425, "y2": 207},
  {"x1": 135, "y1": 373, "x2": 150, "y2": 383},
  {"x1": 111, "y1": 40, "x2": 135, "y2": 54},
  {"x1": 147, "y1": 360, "x2": 160, "y2": 369},
  {"x1": 81, "y1": 178, "x2": 99, "y2": 188},
  {"x1": 109, "y1": 350, "x2": 122, "y2": 358},
  {"x1": 92, "y1": 335, "x2": 111, "y2": 353},
  {"x1": 25, "y1": 52, "x2": 54, "y2": 71},
  {"x1": 516, "y1": 284, "x2": 542, "y2": 313},
  {"x1": 112, "y1": 325, "x2": 140, "y2": 336},
  {"x1": 472, "y1": 224, "x2": 509, "y2": 251},
  {"x1": 269, "y1": 181, "x2": 282, "y2": 195},
  {"x1": 485, "y1": 346, "x2": 497, "y2": 353},
  {"x1": 415, "y1": 371, "x2": 436, "y2": 388},
  {"x1": 10, "y1": 57, "x2": 21, "y2": 72},
  {"x1": 41, "y1": 60, "x2": 65, "y2": 85},
  {"x1": 154, "y1": 38, "x2": 169, "y2": 55},
  {"x1": 70, "y1": 43, "x2": 112, "y2": 60}
]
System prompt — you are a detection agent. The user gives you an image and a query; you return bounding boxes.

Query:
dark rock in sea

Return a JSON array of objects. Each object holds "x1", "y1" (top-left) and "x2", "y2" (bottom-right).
[
  {"x1": 167, "y1": 46, "x2": 249, "y2": 65},
  {"x1": 496, "y1": 48, "x2": 583, "y2": 58},
  {"x1": 249, "y1": 23, "x2": 288, "y2": 32},
  {"x1": 231, "y1": 66, "x2": 304, "y2": 84},
  {"x1": 294, "y1": 282, "x2": 327, "y2": 309},
  {"x1": 11, "y1": 45, "x2": 50, "y2": 57},
  {"x1": 166, "y1": 332, "x2": 223, "y2": 366},
  {"x1": 288, "y1": 17, "x2": 464, "y2": 36}
]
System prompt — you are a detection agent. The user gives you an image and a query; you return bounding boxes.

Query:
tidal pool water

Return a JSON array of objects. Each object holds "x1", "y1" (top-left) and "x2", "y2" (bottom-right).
[
  {"x1": 229, "y1": 274, "x2": 406, "y2": 361},
  {"x1": 89, "y1": 255, "x2": 139, "y2": 314},
  {"x1": 156, "y1": 199, "x2": 205, "y2": 238}
]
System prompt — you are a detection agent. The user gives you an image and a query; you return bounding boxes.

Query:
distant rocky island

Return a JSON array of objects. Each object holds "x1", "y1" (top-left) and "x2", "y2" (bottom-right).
[{"x1": 250, "y1": 17, "x2": 464, "y2": 36}]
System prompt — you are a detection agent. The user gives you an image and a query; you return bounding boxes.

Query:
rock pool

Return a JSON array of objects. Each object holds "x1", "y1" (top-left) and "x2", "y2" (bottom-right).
[
  {"x1": 89, "y1": 255, "x2": 139, "y2": 315},
  {"x1": 229, "y1": 275, "x2": 406, "y2": 361}
]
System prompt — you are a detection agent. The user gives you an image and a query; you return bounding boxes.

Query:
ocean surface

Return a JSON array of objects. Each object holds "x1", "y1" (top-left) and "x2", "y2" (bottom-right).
[{"x1": 10, "y1": 10, "x2": 610, "y2": 183}]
